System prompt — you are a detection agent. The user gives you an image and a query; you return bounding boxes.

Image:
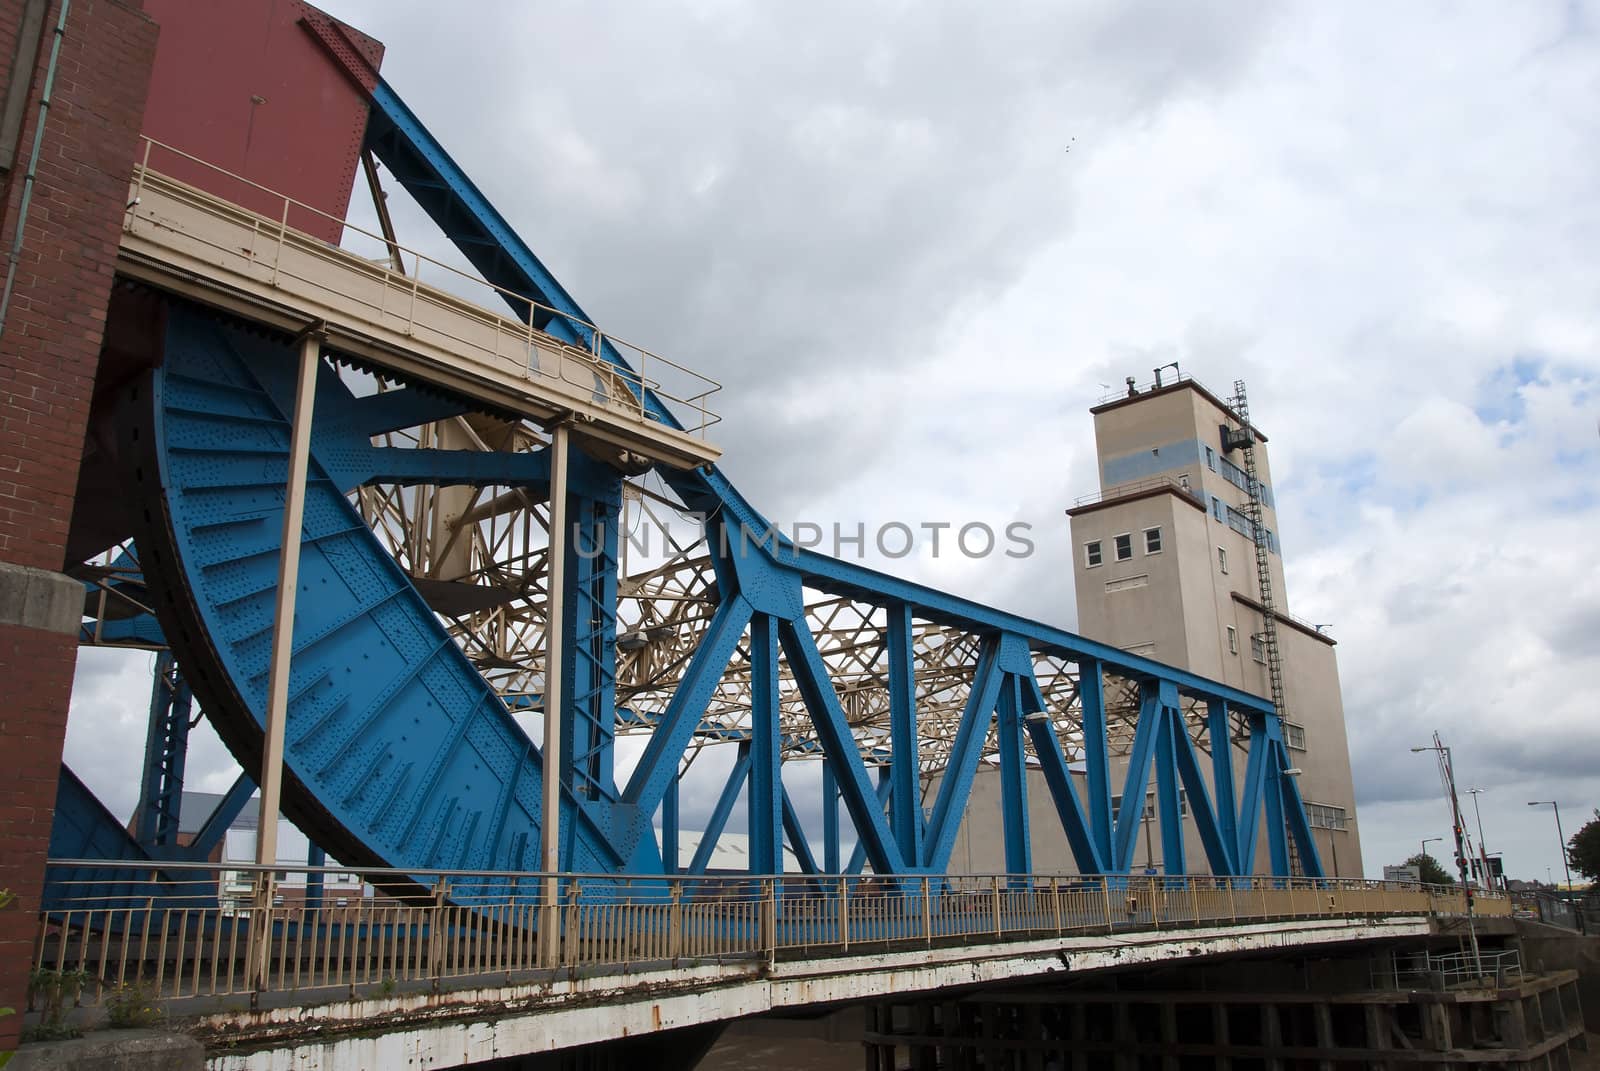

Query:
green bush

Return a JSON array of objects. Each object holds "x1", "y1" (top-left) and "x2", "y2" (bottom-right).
[
  {"x1": 21, "y1": 968, "x2": 87, "y2": 1042},
  {"x1": 105, "y1": 979, "x2": 164, "y2": 1029}
]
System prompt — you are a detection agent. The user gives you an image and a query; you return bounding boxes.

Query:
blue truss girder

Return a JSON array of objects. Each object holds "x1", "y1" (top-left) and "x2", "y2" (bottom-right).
[
  {"x1": 921, "y1": 638, "x2": 1002, "y2": 872},
  {"x1": 779, "y1": 617, "x2": 903, "y2": 875},
  {"x1": 748, "y1": 614, "x2": 782, "y2": 876},
  {"x1": 89, "y1": 73, "x2": 1330, "y2": 894},
  {"x1": 135, "y1": 651, "x2": 191, "y2": 852},
  {"x1": 1113, "y1": 685, "x2": 1164, "y2": 872}
]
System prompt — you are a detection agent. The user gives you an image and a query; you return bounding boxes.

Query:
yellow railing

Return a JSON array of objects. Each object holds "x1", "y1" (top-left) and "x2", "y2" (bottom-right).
[
  {"x1": 123, "y1": 136, "x2": 722, "y2": 439},
  {"x1": 32, "y1": 861, "x2": 1507, "y2": 1017}
]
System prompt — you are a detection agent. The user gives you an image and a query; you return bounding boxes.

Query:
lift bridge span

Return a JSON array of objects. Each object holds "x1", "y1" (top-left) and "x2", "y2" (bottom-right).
[{"x1": 30, "y1": 35, "x2": 1499, "y2": 1069}]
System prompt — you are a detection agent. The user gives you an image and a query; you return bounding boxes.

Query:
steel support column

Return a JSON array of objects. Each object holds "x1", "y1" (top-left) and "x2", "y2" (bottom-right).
[
  {"x1": 1208, "y1": 700, "x2": 1239, "y2": 867},
  {"x1": 748, "y1": 614, "x2": 781, "y2": 875},
  {"x1": 541, "y1": 421, "x2": 571, "y2": 957},
  {"x1": 822, "y1": 763, "x2": 840, "y2": 873},
  {"x1": 1154, "y1": 701, "x2": 1186, "y2": 876},
  {"x1": 135, "y1": 652, "x2": 191, "y2": 852},
  {"x1": 885, "y1": 602, "x2": 921, "y2": 869},
  {"x1": 256, "y1": 327, "x2": 323, "y2": 868},
  {"x1": 996, "y1": 673, "x2": 1032, "y2": 877},
  {"x1": 1080, "y1": 660, "x2": 1114, "y2": 866}
]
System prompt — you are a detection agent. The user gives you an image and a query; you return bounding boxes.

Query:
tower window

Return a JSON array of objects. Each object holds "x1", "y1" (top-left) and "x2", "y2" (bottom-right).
[
  {"x1": 1227, "y1": 626, "x2": 1238, "y2": 655},
  {"x1": 1251, "y1": 634, "x2": 1266, "y2": 663},
  {"x1": 1144, "y1": 527, "x2": 1162, "y2": 554},
  {"x1": 1114, "y1": 533, "x2": 1133, "y2": 561},
  {"x1": 1204, "y1": 446, "x2": 1217, "y2": 471},
  {"x1": 1084, "y1": 540, "x2": 1103, "y2": 568},
  {"x1": 1284, "y1": 722, "x2": 1307, "y2": 750},
  {"x1": 1218, "y1": 547, "x2": 1228, "y2": 574}
]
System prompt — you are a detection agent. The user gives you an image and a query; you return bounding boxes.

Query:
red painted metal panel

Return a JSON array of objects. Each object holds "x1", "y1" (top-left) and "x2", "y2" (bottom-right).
[{"x1": 138, "y1": 0, "x2": 383, "y2": 243}]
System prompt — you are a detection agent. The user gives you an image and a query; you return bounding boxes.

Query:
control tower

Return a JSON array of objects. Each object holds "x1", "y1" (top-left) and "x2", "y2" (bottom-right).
[{"x1": 1067, "y1": 371, "x2": 1361, "y2": 875}]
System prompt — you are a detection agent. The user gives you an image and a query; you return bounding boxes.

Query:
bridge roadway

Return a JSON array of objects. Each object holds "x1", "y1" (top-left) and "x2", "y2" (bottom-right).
[{"x1": 31, "y1": 864, "x2": 1501, "y2": 1070}]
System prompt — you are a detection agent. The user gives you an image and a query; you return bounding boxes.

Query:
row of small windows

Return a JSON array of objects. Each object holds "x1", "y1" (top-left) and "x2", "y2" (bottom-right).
[
  {"x1": 1202, "y1": 446, "x2": 1276, "y2": 509},
  {"x1": 1084, "y1": 527, "x2": 1161, "y2": 568},
  {"x1": 1306, "y1": 802, "x2": 1348, "y2": 831},
  {"x1": 1208, "y1": 496, "x2": 1281, "y2": 554}
]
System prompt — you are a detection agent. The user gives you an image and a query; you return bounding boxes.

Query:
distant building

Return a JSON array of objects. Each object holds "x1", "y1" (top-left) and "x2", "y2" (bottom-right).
[{"x1": 1065, "y1": 375, "x2": 1361, "y2": 876}]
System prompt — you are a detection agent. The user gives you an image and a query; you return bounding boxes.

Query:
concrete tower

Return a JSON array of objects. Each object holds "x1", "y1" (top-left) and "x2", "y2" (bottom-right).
[{"x1": 1066, "y1": 373, "x2": 1361, "y2": 876}]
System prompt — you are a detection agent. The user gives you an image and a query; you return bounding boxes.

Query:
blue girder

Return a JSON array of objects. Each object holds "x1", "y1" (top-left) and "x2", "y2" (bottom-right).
[{"x1": 94, "y1": 74, "x2": 1323, "y2": 888}]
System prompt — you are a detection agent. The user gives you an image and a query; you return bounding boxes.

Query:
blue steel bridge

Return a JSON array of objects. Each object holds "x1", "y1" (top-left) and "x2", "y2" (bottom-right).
[{"x1": 30, "y1": 36, "x2": 1407, "y2": 1069}]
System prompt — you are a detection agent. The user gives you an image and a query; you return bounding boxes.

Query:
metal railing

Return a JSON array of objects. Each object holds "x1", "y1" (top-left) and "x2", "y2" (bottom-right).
[
  {"x1": 31, "y1": 861, "x2": 1507, "y2": 1017},
  {"x1": 124, "y1": 136, "x2": 721, "y2": 438},
  {"x1": 1071, "y1": 475, "x2": 1206, "y2": 511},
  {"x1": 1380, "y1": 948, "x2": 1523, "y2": 990}
]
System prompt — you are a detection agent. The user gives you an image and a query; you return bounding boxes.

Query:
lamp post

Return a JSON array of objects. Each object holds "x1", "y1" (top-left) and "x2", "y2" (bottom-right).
[
  {"x1": 1421, "y1": 835, "x2": 1443, "y2": 862},
  {"x1": 1528, "y1": 800, "x2": 1580, "y2": 933},
  {"x1": 1412, "y1": 737, "x2": 1481, "y2": 974},
  {"x1": 1466, "y1": 787, "x2": 1491, "y2": 886}
]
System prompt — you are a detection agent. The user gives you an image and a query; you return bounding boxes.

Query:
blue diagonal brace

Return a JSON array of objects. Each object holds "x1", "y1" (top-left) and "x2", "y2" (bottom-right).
[
  {"x1": 1113, "y1": 682, "x2": 1164, "y2": 872},
  {"x1": 778, "y1": 618, "x2": 904, "y2": 875},
  {"x1": 688, "y1": 745, "x2": 750, "y2": 875},
  {"x1": 922, "y1": 637, "x2": 1003, "y2": 871},
  {"x1": 1024, "y1": 712, "x2": 1105, "y2": 874},
  {"x1": 1275, "y1": 741, "x2": 1325, "y2": 878},
  {"x1": 780, "y1": 783, "x2": 819, "y2": 875},
  {"x1": 1207, "y1": 700, "x2": 1240, "y2": 869},
  {"x1": 185, "y1": 771, "x2": 256, "y2": 860},
  {"x1": 846, "y1": 771, "x2": 894, "y2": 875},
  {"x1": 1171, "y1": 708, "x2": 1239, "y2": 875},
  {"x1": 621, "y1": 595, "x2": 753, "y2": 856}
]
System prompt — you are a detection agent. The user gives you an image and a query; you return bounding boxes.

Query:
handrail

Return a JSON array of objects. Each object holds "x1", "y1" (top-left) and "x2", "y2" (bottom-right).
[
  {"x1": 125, "y1": 135, "x2": 722, "y2": 438},
  {"x1": 32, "y1": 858, "x2": 1507, "y2": 1017},
  {"x1": 1071, "y1": 474, "x2": 1206, "y2": 511}
]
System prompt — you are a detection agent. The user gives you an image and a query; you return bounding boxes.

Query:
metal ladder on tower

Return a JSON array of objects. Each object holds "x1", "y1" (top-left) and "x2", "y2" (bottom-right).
[{"x1": 1229, "y1": 380, "x2": 1297, "y2": 872}]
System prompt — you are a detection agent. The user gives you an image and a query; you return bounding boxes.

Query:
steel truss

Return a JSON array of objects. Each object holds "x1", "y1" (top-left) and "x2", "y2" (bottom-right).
[{"x1": 67, "y1": 66, "x2": 1321, "y2": 883}]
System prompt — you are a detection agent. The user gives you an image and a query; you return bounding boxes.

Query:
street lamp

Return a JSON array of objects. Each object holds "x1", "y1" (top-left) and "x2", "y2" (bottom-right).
[
  {"x1": 1413, "y1": 736, "x2": 1482, "y2": 974},
  {"x1": 1421, "y1": 835, "x2": 1443, "y2": 860},
  {"x1": 1528, "y1": 800, "x2": 1579, "y2": 932},
  {"x1": 1466, "y1": 787, "x2": 1490, "y2": 885}
]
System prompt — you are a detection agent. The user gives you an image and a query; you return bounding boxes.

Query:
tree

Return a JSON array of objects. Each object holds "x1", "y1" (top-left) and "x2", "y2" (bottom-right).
[
  {"x1": 1400, "y1": 852, "x2": 1455, "y2": 886},
  {"x1": 1568, "y1": 810, "x2": 1600, "y2": 882}
]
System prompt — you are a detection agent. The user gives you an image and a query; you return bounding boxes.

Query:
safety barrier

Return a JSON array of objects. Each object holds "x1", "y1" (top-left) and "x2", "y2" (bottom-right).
[
  {"x1": 122, "y1": 137, "x2": 721, "y2": 440},
  {"x1": 32, "y1": 861, "x2": 1506, "y2": 1014}
]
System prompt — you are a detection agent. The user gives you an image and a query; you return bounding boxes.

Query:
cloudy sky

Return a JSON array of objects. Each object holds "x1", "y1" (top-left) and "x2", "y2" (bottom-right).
[{"x1": 67, "y1": 0, "x2": 1598, "y2": 882}]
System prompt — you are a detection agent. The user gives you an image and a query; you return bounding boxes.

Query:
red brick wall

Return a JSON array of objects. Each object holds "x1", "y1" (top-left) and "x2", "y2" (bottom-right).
[
  {"x1": 0, "y1": 0, "x2": 157, "y2": 572},
  {"x1": 0, "y1": 0, "x2": 157, "y2": 1049},
  {"x1": 0, "y1": 623, "x2": 78, "y2": 1045}
]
